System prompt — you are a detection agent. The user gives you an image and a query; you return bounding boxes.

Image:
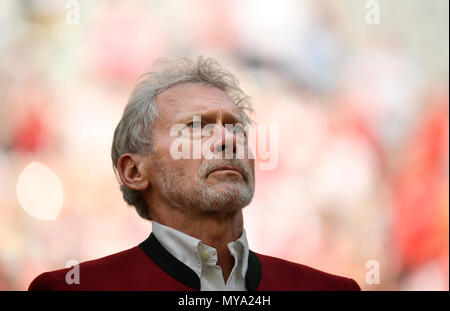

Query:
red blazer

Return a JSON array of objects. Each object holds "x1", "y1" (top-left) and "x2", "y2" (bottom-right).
[{"x1": 28, "y1": 233, "x2": 361, "y2": 291}]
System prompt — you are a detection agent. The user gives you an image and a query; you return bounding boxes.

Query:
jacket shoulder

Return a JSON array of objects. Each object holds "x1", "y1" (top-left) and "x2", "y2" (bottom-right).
[
  {"x1": 28, "y1": 246, "x2": 148, "y2": 290},
  {"x1": 28, "y1": 270, "x2": 64, "y2": 291},
  {"x1": 254, "y1": 252, "x2": 360, "y2": 291}
]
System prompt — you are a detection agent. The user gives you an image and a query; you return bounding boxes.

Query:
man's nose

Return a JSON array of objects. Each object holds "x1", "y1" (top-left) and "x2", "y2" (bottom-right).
[{"x1": 211, "y1": 123, "x2": 236, "y2": 156}]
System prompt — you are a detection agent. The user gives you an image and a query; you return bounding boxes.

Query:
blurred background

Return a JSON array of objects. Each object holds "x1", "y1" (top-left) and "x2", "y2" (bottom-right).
[{"x1": 0, "y1": 0, "x2": 448, "y2": 291}]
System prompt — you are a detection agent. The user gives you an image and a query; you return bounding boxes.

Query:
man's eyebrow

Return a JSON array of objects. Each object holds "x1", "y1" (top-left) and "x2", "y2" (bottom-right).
[
  {"x1": 225, "y1": 112, "x2": 245, "y2": 124},
  {"x1": 206, "y1": 110, "x2": 244, "y2": 124},
  {"x1": 177, "y1": 111, "x2": 244, "y2": 124}
]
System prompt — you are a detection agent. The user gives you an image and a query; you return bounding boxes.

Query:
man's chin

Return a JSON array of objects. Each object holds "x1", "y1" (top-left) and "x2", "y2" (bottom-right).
[
  {"x1": 205, "y1": 181, "x2": 250, "y2": 193},
  {"x1": 199, "y1": 198, "x2": 250, "y2": 213},
  {"x1": 200, "y1": 184, "x2": 254, "y2": 210}
]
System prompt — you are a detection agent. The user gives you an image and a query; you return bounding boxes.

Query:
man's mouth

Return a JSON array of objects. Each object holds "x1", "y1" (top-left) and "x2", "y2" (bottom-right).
[{"x1": 207, "y1": 166, "x2": 244, "y2": 177}]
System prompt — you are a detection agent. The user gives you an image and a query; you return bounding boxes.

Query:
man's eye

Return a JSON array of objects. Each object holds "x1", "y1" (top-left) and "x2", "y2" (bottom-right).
[
  {"x1": 234, "y1": 124, "x2": 246, "y2": 134},
  {"x1": 187, "y1": 122, "x2": 202, "y2": 129}
]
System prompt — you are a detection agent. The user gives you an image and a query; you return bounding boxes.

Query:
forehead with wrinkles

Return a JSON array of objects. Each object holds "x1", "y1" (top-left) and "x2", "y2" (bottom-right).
[{"x1": 154, "y1": 82, "x2": 243, "y2": 126}]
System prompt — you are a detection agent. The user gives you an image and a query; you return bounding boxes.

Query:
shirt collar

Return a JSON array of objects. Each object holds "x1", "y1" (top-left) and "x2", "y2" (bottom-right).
[{"x1": 151, "y1": 220, "x2": 249, "y2": 279}]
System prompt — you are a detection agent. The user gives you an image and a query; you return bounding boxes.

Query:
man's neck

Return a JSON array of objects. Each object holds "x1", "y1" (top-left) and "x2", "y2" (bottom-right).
[{"x1": 151, "y1": 207, "x2": 244, "y2": 282}]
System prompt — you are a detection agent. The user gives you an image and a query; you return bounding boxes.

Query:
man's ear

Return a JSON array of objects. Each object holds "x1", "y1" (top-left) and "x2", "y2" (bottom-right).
[{"x1": 117, "y1": 153, "x2": 150, "y2": 191}]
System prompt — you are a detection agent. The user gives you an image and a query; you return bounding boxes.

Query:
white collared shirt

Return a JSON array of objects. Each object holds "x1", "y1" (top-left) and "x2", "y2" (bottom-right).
[{"x1": 151, "y1": 221, "x2": 249, "y2": 291}]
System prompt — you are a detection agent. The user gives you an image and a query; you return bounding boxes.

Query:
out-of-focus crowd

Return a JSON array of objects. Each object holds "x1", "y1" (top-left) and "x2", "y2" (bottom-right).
[{"x1": 0, "y1": 0, "x2": 448, "y2": 290}]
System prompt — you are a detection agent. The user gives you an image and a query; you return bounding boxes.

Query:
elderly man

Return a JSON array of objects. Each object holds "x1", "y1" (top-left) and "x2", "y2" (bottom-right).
[{"x1": 29, "y1": 57, "x2": 360, "y2": 291}]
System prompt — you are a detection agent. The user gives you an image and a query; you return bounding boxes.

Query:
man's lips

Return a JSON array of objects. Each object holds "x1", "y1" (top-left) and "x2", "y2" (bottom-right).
[{"x1": 207, "y1": 166, "x2": 244, "y2": 177}]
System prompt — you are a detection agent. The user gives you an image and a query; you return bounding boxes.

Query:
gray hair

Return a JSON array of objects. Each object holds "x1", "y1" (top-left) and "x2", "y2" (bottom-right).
[{"x1": 111, "y1": 56, "x2": 253, "y2": 220}]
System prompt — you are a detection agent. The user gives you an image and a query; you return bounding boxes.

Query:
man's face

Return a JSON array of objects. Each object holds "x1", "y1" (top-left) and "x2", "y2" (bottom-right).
[{"x1": 144, "y1": 82, "x2": 255, "y2": 214}]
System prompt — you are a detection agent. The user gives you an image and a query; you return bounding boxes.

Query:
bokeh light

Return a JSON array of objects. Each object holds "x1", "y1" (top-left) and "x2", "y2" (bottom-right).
[{"x1": 16, "y1": 162, "x2": 63, "y2": 220}]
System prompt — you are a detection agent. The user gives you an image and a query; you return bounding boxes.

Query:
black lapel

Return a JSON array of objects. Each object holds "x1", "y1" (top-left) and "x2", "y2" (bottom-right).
[
  {"x1": 139, "y1": 233, "x2": 262, "y2": 291},
  {"x1": 139, "y1": 233, "x2": 201, "y2": 290},
  {"x1": 245, "y1": 250, "x2": 262, "y2": 291}
]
